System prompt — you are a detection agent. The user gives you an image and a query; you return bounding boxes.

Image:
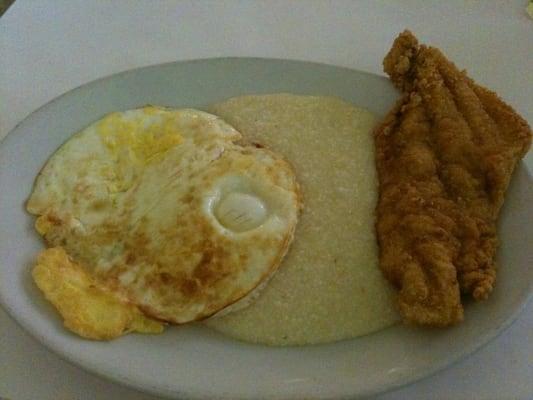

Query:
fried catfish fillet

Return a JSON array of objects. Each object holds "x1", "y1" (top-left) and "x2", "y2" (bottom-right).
[{"x1": 375, "y1": 30, "x2": 531, "y2": 326}]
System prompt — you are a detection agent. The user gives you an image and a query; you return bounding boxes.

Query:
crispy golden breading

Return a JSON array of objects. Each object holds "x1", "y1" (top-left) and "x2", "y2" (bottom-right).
[
  {"x1": 33, "y1": 247, "x2": 165, "y2": 340},
  {"x1": 375, "y1": 31, "x2": 531, "y2": 326}
]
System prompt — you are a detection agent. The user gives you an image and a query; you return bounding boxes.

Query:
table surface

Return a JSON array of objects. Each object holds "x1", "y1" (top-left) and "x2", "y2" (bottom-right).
[{"x1": 1, "y1": 1, "x2": 532, "y2": 399}]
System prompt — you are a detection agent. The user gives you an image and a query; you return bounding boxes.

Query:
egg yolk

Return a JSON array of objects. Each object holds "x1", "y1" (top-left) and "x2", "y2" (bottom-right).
[
  {"x1": 215, "y1": 192, "x2": 268, "y2": 232},
  {"x1": 98, "y1": 111, "x2": 183, "y2": 165}
]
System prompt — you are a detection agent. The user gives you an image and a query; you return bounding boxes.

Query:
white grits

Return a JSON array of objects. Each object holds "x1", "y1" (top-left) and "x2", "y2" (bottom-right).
[{"x1": 205, "y1": 94, "x2": 399, "y2": 345}]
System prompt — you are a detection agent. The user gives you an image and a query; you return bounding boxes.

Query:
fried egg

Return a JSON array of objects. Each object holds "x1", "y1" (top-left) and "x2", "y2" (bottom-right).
[{"x1": 28, "y1": 107, "x2": 300, "y2": 337}]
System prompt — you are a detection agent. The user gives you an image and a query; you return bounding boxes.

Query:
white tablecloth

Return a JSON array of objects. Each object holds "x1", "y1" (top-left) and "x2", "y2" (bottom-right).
[{"x1": 1, "y1": 1, "x2": 531, "y2": 399}]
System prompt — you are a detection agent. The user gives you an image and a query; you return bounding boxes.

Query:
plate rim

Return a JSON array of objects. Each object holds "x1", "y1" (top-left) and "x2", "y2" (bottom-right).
[{"x1": 1, "y1": 56, "x2": 387, "y2": 148}]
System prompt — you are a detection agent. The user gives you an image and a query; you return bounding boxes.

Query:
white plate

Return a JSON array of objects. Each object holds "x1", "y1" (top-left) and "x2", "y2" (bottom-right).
[{"x1": 0, "y1": 58, "x2": 531, "y2": 400}]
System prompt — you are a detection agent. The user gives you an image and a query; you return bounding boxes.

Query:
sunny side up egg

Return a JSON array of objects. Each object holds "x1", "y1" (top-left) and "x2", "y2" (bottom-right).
[{"x1": 28, "y1": 107, "x2": 301, "y2": 339}]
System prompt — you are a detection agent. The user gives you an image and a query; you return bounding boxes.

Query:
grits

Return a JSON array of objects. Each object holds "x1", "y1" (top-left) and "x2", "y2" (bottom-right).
[{"x1": 207, "y1": 94, "x2": 399, "y2": 345}]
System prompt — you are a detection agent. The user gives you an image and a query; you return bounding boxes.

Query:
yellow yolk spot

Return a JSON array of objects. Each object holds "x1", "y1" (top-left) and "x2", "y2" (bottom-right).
[
  {"x1": 32, "y1": 247, "x2": 164, "y2": 340},
  {"x1": 97, "y1": 112, "x2": 184, "y2": 165},
  {"x1": 95, "y1": 110, "x2": 185, "y2": 193}
]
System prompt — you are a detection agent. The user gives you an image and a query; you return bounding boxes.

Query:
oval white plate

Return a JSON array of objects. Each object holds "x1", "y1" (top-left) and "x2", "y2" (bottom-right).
[{"x1": 0, "y1": 58, "x2": 531, "y2": 400}]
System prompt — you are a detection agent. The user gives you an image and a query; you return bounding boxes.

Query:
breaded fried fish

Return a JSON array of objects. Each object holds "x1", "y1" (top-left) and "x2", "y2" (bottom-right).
[{"x1": 375, "y1": 31, "x2": 531, "y2": 326}]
